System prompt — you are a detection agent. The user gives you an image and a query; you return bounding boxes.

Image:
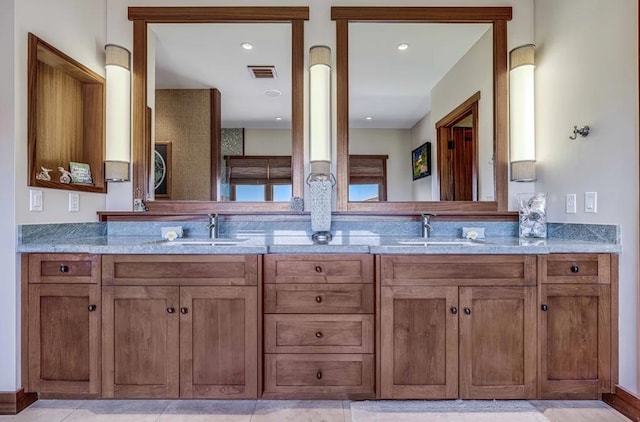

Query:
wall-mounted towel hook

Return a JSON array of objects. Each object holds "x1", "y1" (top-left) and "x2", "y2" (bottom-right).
[{"x1": 569, "y1": 125, "x2": 590, "y2": 140}]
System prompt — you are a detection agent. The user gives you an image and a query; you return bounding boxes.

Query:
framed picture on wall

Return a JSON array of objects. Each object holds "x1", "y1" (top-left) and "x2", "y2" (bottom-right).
[
  {"x1": 412, "y1": 141, "x2": 432, "y2": 180},
  {"x1": 154, "y1": 142, "x2": 172, "y2": 199}
]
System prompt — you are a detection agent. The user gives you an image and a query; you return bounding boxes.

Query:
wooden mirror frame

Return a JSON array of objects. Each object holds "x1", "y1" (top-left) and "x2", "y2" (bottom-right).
[
  {"x1": 332, "y1": 7, "x2": 512, "y2": 213},
  {"x1": 129, "y1": 7, "x2": 309, "y2": 212}
]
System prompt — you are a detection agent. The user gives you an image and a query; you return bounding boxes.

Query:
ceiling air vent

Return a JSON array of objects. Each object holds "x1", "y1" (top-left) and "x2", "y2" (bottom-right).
[{"x1": 248, "y1": 65, "x2": 278, "y2": 79}]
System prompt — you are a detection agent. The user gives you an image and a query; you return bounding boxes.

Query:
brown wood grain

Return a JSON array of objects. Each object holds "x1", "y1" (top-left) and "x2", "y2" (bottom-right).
[
  {"x1": 380, "y1": 255, "x2": 533, "y2": 286},
  {"x1": 542, "y1": 254, "x2": 609, "y2": 284},
  {"x1": 21, "y1": 256, "x2": 30, "y2": 391},
  {"x1": 28, "y1": 284, "x2": 100, "y2": 395},
  {"x1": 102, "y1": 286, "x2": 180, "y2": 398},
  {"x1": 264, "y1": 353, "x2": 374, "y2": 397},
  {"x1": 380, "y1": 285, "x2": 458, "y2": 399},
  {"x1": 102, "y1": 255, "x2": 258, "y2": 286},
  {"x1": 291, "y1": 19, "x2": 304, "y2": 199},
  {"x1": 331, "y1": 6, "x2": 512, "y2": 21},
  {"x1": 209, "y1": 89, "x2": 221, "y2": 200},
  {"x1": 458, "y1": 286, "x2": 536, "y2": 399},
  {"x1": 132, "y1": 20, "x2": 148, "y2": 201},
  {"x1": 539, "y1": 283, "x2": 610, "y2": 399},
  {"x1": 264, "y1": 314, "x2": 373, "y2": 354},
  {"x1": 29, "y1": 254, "x2": 100, "y2": 284},
  {"x1": 264, "y1": 284, "x2": 373, "y2": 314},
  {"x1": 493, "y1": 19, "x2": 508, "y2": 210},
  {"x1": 0, "y1": 390, "x2": 38, "y2": 415},
  {"x1": 28, "y1": 33, "x2": 106, "y2": 194},
  {"x1": 603, "y1": 385, "x2": 640, "y2": 422},
  {"x1": 129, "y1": 6, "x2": 309, "y2": 22},
  {"x1": 264, "y1": 254, "x2": 373, "y2": 284},
  {"x1": 180, "y1": 286, "x2": 258, "y2": 398}
]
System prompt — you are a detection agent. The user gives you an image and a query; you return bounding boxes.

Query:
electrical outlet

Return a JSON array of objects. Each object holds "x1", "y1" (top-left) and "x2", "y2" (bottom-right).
[
  {"x1": 585, "y1": 192, "x2": 597, "y2": 213},
  {"x1": 29, "y1": 189, "x2": 43, "y2": 212},
  {"x1": 565, "y1": 194, "x2": 577, "y2": 214},
  {"x1": 69, "y1": 193, "x2": 79, "y2": 212}
]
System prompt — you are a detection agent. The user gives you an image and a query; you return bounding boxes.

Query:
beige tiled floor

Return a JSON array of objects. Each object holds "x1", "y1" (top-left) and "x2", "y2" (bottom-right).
[{"x1": 0, "y1": 399, "x2": 630, "y2": 422}]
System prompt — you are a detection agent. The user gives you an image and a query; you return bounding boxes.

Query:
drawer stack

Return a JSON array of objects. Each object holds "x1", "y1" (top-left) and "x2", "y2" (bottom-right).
[{"x1": 263, "y1": 254, "x2": 375, "y2": 398}]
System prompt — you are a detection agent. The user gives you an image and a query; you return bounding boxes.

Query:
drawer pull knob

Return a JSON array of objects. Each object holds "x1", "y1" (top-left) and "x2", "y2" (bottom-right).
[
  {"x1": 464, "y1": 307, "x2": 471, "y2": 315},
  {"x1": 315, "y1": 296, "x2": 322, "y2": 303},
  {"x1": 180, "y1": 307, "x2": 188, "y2": 315},
  {"x1": 450, "y1": 306, "x2": 458, "y2": 315},
  {"x1": 541, "y1": 304, "x2": 548, "y2": 311},
  {"x1": 59, "y1": 264, "x2": 69, "y2": 273},
  {"x1": 167, "y1": 307, "x2": 175, "y2": 314},
  {"x1": 316, "y1": 371, "x2": 322, "y2": 380},
  {"x1": 315, "y1": 265, "x2": 323, "y2": 273},
  {"x1": 571, "y1": 265, "x2": 579, "y2": 273},
  {"x1": 88, "y1": 304, "x2": 96, "y2": 312},
  {"x1": 315, "y1": 331, "x2": 323, "y2": 338}
]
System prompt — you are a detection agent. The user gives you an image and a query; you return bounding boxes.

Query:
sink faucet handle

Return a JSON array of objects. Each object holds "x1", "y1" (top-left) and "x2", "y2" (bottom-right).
[{"x1": 206, "y1": 213, "x2": 219, "y2": 239}]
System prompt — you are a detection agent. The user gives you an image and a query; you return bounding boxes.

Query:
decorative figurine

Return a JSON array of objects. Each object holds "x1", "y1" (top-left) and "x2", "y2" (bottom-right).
[
  {"x1": 58, "y1": 167, "x2": 72, "y2": 184},
  {"x1": 35, "y1": 167, "x2": 52, "y2": 181}
]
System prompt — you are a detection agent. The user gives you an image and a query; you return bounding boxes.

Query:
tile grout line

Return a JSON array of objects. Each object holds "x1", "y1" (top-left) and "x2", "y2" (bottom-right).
[
  {"x1": 249, "y1": 398, "x2": 259, "y2": 421},
  {"x1": 153, "y1": 399, "x2": 176, "y2": 422}
]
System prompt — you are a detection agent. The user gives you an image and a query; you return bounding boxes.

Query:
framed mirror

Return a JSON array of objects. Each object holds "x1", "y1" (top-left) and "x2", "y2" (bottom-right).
[
  {"x1": 332, "y1": 7, "x2": 512, "y2": 213},
  {"x1": 129, "y1": 7, "x2": 309, "y2": 212}
]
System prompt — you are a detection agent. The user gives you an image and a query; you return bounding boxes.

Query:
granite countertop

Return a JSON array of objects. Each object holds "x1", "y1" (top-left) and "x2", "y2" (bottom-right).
[{"x1": 16, "y1": 234, "x2": 621, "y2": 255}]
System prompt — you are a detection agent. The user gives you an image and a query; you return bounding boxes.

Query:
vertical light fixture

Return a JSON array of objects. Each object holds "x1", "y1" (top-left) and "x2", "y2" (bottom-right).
[
  {"x1": 104, "y1": 44, "x2": 131, "y2": 182},
  {"x1": 308, "y1": 45, "x2": 333, "y2": 244},
  {"x1": 309, "y1": 45, "x2": 332, "y2": 176},
  {"x1": 509, "y1": 44, "x2": 536, "y2": 182}
]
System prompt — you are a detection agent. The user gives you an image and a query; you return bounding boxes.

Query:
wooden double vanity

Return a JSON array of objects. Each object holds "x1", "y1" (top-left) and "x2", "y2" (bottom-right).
[{"x1": 23, "y1": 251, "x2": 617, "y2": 401}]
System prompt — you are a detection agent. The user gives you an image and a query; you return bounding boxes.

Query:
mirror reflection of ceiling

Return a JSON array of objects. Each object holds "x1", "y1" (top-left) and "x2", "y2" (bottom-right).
[
  {"x1": 349, "y1": 23, "x2": 492, "y2": 129},
  {"x1": 150, "y1": 23, "x2": 291, "y2": 129}
]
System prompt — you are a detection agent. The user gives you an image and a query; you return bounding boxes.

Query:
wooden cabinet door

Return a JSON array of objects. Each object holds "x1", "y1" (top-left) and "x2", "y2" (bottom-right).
[
  {"x1": 380, "y1": 286, "x2": 458, "y2": 399},
  {"x1": 102, "y1": 286, "x2": 180, "y2": 398},
  {"x1": 28, "y1": 284, "x2": 100, "y2": 394},
  {"x1": 459, "y1": 286, "x2": 536, "y2": 399},
  {"x1": 539, "y1": 284, "x2": 611, "y2": 398},
  {"x1": 180, "y1": 286, "x2": 257, "y2": 398}
]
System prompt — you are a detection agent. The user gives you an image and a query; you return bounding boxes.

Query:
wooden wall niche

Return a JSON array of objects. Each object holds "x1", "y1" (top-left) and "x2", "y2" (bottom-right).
[{"x1": 28, "y1": 33, "x2": 106, "y2": 193}]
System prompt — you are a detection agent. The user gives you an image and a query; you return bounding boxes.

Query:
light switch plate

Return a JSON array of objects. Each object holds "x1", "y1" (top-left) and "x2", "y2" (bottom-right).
[
  {"x1": 29, "y1": 189, "x2": 43, "y2": 212},
  {"x1": 565, "y1": 194, "x2": 577, "y2": 214},
  {"x1": 585, "y1": 192, "x2": 597, "y2": 213},
  {"x1": 69, "y1": 193, "x2": 79, "y2": 212}
]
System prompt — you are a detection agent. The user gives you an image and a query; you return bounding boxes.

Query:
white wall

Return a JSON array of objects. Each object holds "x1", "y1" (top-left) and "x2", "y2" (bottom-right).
[
  {"x1": 350, "y1": 128, "x2": 413, "y2": 201},
  {"x1": 431, "y1": 28, "x2": 495, "y2": 201},
  {"x1": 410, "y1": 112, "x2": 434, "y2": 200},
  {"x1": 0, "y1": 0, "x2": 17, "y2": 392},
  {"x1": 535, "y1": 0, "x2": 638, "y2": 393},
  {"x1": 1, "y1": 0, "x2": 107, "y2": 392},
  {"x1": 244, "y1": 129, "x2": 291, "y2": 155}
]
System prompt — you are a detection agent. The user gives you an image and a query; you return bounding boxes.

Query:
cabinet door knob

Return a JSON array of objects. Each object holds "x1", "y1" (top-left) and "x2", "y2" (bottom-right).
[
  {"x1": 316, "y1": 371, "x2": 322, "y2": 380},
  {"x1": 180, "y1": 307, "x2": 188, "y2": 314},
  {"x1": 571, "y1": 265, "x2": 579, "y2": 273},
  {"x1": 88, "y1": 304, "x2": 96, "y2": 312},
  {"x1": 315, "y1": 296, "x2": 322, "y2": 303},
  {"x1": 464, "y1": 307, "x2": 471, "y2": 315},
  {"x1": 450, "y1": 306, "x2": 458, "y2": 315},
  {"x1": 167, "y1": 307, "x2": 175, "y2": 314},
  {"x1": 315, "y1": 265, "x2": 323, "y2": 273},
  {"x1": 541, "y1": 304, "x2": 548, "y2": 311},
  {"x1": 59, "y1": 264, "x2": 69, "y2": 273},
  {"x1": 315, "y1": 331, "x2": 323, "y2": 338}
]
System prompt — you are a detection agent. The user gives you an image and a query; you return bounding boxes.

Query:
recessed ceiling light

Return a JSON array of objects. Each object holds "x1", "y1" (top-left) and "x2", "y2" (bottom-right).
[
  {"x1": 365, "y1": 116, "x2": 373, "y2": 121},
  {"x1": 275, "y1": 117, "x2": 283, "y2": 121},
  {"x1": 397, "y1": 43, "x2": 409, "y2": 51},
  {"x1": 241, "y1": 42, "x2": 253, "y2": 50},
  {"x1": 264, "y1": 89, "x2": 282, "y2": 97}
]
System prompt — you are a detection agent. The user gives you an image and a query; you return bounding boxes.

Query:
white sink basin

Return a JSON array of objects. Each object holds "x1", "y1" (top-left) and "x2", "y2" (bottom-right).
[
  {"x1": 397, "y1": 240, "x2": 479, "y2": 246},
  {"x1": 162, "y1": 239, "x2": 244, "y2": 246}
]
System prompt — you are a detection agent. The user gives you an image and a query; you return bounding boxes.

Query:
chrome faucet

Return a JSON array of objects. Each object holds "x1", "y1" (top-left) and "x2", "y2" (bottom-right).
[
  {"x1": 206, "y1": 213, "x2": 219, "y2": 239},
  {"x1": 421, "y1": 213, "x2": 436, "y2": 238}
]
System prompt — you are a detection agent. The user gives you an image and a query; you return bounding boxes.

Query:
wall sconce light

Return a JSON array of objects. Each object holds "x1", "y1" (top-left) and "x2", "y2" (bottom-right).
[
  {"x1": 569, "y1": 125, "x2": 590, "y2": 140},
  {"x1": 509, "y1": 44, "x2": 536, "y2": 182},
  {"x1": 308, "y1": 45, "x2": 334, "y2": 244},
  {"x1": 104, "y1": 44, "x2": 131, "y2": 182}
]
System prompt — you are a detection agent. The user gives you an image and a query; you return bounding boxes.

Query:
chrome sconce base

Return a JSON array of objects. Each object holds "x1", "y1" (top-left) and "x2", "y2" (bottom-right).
[
  {"x1": 311, "y1": 231, "x2": 333, "y2": 245},
  {"x1": 569, "y1": 125, "x2": 590, "y2": 140}
]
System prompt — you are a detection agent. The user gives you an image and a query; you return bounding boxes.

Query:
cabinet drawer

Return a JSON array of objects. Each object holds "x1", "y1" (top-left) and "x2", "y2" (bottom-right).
[
  {"x1": 29, "y1": 254, "x2": 100, "y2": 284},
  {"x1": 264, "y1": 255, "x2": 373, "y2": 284},
  {"x1": 264, "y1": 284, "x2": 373, "y2": 314},
  {"x1": 102, "y1": 255, "x2": 258, "y2": 286},
  {"x1": 264, "y1": 353, "x2": 374, "y2": 396},
  {"x1": 380, "y1": 255, "x2": 536, "y2": 286},
  {"x1": 265, "y1": 314, "x2": 374, "y2": 353},
  {"x1": 542, "y1": 254, "x2": 610, "y2": 284}
]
